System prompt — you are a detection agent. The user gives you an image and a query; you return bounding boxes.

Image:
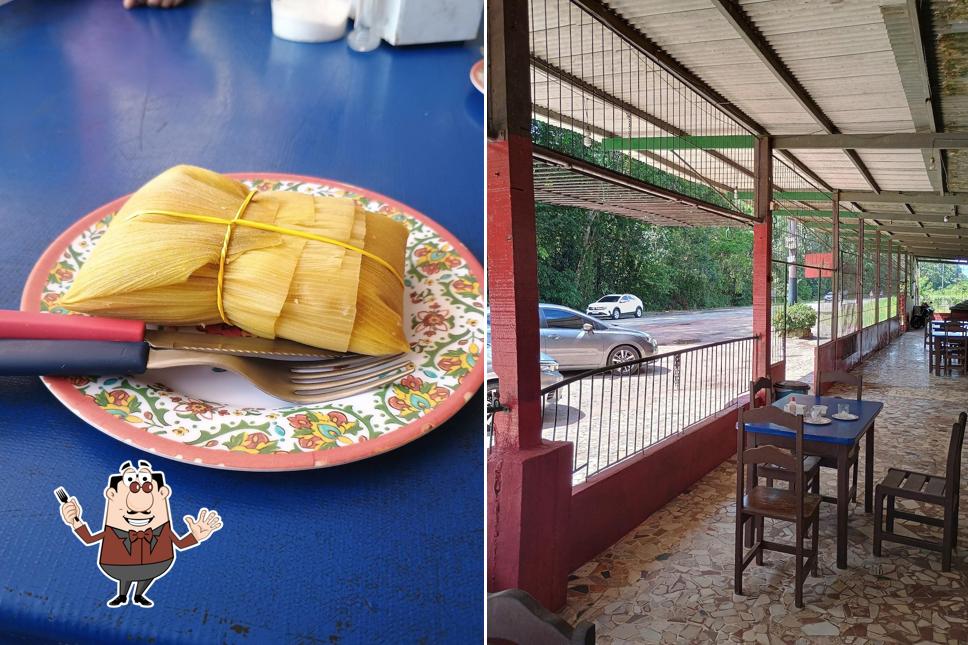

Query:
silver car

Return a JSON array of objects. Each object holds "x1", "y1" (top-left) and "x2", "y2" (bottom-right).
[{"x1": 539, "y1": 303, "x2": 658, "y2": 373}]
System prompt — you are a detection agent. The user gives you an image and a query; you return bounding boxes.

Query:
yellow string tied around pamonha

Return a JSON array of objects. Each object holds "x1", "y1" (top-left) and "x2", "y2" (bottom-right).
[{"x1": 130, "y1": 190, "x2": 406, "y2": 326}]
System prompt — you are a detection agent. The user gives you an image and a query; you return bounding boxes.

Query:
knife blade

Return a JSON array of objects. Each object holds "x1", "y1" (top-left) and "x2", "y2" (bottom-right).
[{"x1": 144, "y1": 330, "x2": 344, "y2": 361}]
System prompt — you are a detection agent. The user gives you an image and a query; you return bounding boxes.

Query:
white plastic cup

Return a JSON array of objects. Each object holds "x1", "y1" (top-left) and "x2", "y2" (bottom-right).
[{"x1": 271, "y1": 0, "x2": 351, "y2": 43}]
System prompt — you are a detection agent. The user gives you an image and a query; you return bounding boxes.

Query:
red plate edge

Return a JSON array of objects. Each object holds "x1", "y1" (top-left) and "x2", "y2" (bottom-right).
[{"x1": 20, "y1": 172, "x2": 485, "y2": 471}]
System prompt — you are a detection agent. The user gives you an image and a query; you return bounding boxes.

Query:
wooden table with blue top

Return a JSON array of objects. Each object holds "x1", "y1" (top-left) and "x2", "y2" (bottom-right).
[
  {"x1": 744, "y1": 394, "x2": 883, "y2": 569},
  {"x1": 0, "y1": 1, "x2": 483, "y2": 642}
]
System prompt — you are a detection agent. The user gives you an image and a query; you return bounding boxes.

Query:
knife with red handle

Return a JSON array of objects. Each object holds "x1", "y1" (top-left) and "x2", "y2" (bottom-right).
[{"x1": 0, "y1": 311, "x2": 144, "y2": 342}]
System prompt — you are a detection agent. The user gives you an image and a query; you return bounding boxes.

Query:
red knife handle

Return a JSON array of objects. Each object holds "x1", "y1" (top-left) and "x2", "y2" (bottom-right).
[{"x1": 1, "y1": 311, "x2": 145, "y2": 342}]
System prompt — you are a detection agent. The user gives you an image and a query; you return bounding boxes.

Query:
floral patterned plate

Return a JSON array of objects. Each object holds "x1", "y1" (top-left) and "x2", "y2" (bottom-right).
[
  {"x1": 470, "y1": 59, "x2": 484, "y2": 94},
  {"x1": 21, "y1": 173, "x2": 484, "y2": 471}
]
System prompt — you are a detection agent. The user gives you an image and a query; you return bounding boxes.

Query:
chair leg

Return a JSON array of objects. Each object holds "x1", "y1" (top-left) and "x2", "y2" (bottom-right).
[
  {"x1": 810, "y1": 470, "x2": 820, "y2": 495},
  {"x1": 794, "y1": 522, "x2": 804, "y2": 609},
  {"x1": 943, "y1": 507, "x2": 955, "y2": 572},
  {"x1": 873, "y1": 489, "x2": 883, "y2": 558},
  {"x1": 755, "y1": 516, "x2": 764, "y2": 565},
  {"x1": 811, "y1": 516, "x2": 820, "y2": 577},
  {"x1": 886, "y1": 495, "x2": 896, "y2": 532},
  {"x1": 953, "y1": 498, "x2": 959, "y2": 552},
  {"x1": 734, "y1": 511, "x2": 744, "y2": 596}
]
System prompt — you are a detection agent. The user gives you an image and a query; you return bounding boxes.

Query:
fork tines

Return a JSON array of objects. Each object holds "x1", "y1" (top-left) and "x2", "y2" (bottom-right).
[{"x1": 54, "y1": 486, "x2": 69, "y2": 504}]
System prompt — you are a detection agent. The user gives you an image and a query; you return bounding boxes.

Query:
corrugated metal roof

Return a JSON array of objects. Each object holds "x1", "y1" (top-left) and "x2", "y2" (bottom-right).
[
  {"x1": 599, "y1": 0, "x2": 932, "y2": 191},
  {"x1": 525, "y1": 0, "x2": 965, "y2": 255}
]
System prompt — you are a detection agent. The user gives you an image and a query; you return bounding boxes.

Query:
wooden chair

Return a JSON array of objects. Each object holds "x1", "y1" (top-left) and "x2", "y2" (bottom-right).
[
  {"x1": 874, "y1": 412, "x2": 966, "y2": 571},
  {"x1": 932, "y1": 322, "x2": 967, "y2": 376},
  {"x1": 750, "y1": 376, "x2": 773, "y2": 408},
  {"x1": 736, "y1": 406, "x2": 821, "y2": 609},
  {"x1": 748, "y1": 378, "x2": 821, "y2": 492},
  {"x1": 817, "y1": 370, "x2": 862, "y2": 503},
  {"x1": 487, "y1": 589, "x2": 595, "y2": 644}
]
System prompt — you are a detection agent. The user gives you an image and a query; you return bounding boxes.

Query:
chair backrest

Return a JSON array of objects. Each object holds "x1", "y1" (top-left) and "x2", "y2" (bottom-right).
[
  {"x1": 938, "y1": 321, "x2": 966, "y2": 336},
  {"x1": 818, "y1": 370, "x2": 862, "y2": 400},
  {"x1": 487, "y1": 589, "x2": 595, "y2": 645},
  {"x1": 945, "y1": 412, "x2": 967, "y2": 500},
  {"x1": 749, "y1": 377, "x2": 773, "y2": 408},
  {"x1": 737, "y1": 406, "x2": 805, "y2": 502}
]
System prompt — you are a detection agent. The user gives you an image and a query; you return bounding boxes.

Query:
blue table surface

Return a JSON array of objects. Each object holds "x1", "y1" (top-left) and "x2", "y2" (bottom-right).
[
  {"x1": 0, "y1": 2, "x2": 483, "y2": 643},
  {"x1": 744, "y1": 394, "x2": 883, "y2": 445}
]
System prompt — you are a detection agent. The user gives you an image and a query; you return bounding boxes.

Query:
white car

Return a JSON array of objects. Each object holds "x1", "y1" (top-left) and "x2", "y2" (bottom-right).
[{"x1": 586, "y1": 294, "x2": 644, "y2": 320}]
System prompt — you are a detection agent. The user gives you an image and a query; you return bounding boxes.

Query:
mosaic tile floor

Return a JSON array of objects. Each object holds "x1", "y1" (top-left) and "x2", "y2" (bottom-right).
[{"x1": 559, "y1": 331, "x2": 968, "y2": 644}]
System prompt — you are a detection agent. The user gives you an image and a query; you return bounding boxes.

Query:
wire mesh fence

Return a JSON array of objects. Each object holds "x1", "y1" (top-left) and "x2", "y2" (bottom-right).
[
  {"x1": 489, "y1": 336, "x2": 756, "y2": 485},
  {"x1": 528, "y1": 0, "x2": 755, "y2": 216}
]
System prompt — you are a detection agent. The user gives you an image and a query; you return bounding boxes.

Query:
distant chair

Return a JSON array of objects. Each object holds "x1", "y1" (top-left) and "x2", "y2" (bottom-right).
[
  {"x1": 487, "y1": 589, "x2": 595, "y2": 644},
  {"x1": 736, "y1": 406, "x2": 821, "y2": 609},
  {"x1": 817, "y1": 370, "x2": 862, "y2": 503},
  {"x1": 931, "y1": 321, "x2": 967, "y2": 376},
  {"x1": 749, "y1": 377, "x2": 773, "y2": 408},
  {"x1": 874, "y1": 412, "x2": 966, "y2": 571}
]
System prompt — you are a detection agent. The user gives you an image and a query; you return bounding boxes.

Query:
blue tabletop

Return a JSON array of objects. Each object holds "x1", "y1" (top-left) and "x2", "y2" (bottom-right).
[
  {"x1": 0, "y1": 2, "x2": 483, "y2": 643},
  {"x1": 744, "y1": 394, "x2": 883, "y2": 445}
]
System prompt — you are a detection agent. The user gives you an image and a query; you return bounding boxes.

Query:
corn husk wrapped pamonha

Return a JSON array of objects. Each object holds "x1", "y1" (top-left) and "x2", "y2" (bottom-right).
[{"x1": 59, "y1": 165, "x2": 410, "y2": 356}]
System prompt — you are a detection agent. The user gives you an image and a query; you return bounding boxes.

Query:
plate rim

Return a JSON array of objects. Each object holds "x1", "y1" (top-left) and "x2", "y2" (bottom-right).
[
  {"x1": 20, "y1": 171, "x2": 484, "y2": 471},
  {"x1": 470, "y1": 59, "x2": 484, "y2": 94}
]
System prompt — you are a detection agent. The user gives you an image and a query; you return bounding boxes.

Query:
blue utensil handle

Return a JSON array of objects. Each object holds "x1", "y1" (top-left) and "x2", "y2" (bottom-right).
[{"x1": 0, "y1": 340, "x2": 149, "y2": 376}]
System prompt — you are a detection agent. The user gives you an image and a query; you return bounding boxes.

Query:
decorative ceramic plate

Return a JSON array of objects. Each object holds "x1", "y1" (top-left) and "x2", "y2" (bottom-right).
[
  {"x1": 832, "y1": 413, "x2": 859, "y2": 421},
  {"x1": 470, "y1": 59, "x2": 484, "y2": 94},
  {"x1": 804, "y1": 417, "x2": 832, "y2": 426},
  {"x1": 21, "y1": 173, "x2": 484, "y2": 471}
]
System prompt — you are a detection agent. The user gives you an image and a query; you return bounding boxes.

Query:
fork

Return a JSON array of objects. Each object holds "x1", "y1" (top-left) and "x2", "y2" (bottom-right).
[
  {"x1": 0, "y1": 339, "x2": 414, "y2": 404},
  {"x1": 54, "y1": 486, "x2": 69, "y2": 504}
]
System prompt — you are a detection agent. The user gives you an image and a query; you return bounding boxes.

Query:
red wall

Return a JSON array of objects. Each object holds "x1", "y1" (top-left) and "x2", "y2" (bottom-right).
[{"x1": 566, "y1": 402, "x2": 742, "y2": 572}]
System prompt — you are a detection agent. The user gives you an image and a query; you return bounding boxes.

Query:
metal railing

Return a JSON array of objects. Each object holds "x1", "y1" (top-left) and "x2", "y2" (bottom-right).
[{"x1": 488, "y1": 336, "x2": 756, "y2": 485}]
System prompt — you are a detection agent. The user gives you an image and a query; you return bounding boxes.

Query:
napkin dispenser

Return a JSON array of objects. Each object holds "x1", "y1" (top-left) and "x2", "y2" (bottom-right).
[{"x1": 355, "y1": 0, "x2": 483, "y2": 45}]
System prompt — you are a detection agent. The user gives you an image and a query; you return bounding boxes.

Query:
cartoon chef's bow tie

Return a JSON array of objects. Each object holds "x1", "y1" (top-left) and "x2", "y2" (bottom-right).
[{"x1": 128, "y1": 529, "x2": 153, "y2": 542}]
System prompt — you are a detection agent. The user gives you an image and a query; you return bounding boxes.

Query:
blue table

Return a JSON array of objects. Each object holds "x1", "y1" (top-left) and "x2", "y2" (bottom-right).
[
  {"x1": 0, "y1": 2, "x2": 483, "y2": 643},
  {"x1": 745, "y1": 394, "x2": 883, "y2": 568}
]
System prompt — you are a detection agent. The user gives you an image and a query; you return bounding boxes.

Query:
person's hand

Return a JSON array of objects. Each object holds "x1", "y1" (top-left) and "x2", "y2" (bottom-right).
[
  {"x1": 184, "y1": 508, "x2": 222, "y2": 542},
  {"x1": 61, "y1": 497, "x2": 82, "y2": 527},
  {"x1": 123, "y1": 0, "x2": 185, "y2": 9}
]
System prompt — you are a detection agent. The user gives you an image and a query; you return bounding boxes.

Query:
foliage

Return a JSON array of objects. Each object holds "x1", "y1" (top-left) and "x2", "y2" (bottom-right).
[
  {"x1": 917, "y1": 262, "x2": 968, "y2": 303},
  {"x1": 535, "y1": 204, "x2": 753, "y2": 312},
  {"x1": 773, "y1": 302, "x2": 817, "y2": 331},
  {"x1": 531, "y1": 121, "x2": 748, "y2": 213}
]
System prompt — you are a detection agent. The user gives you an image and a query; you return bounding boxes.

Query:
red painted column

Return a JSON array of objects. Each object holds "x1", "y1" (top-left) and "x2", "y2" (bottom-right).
[
  {"x1": 752, "y1": 137, "x2": 773, "y2": 379},
  {"x1": 856, "y1": 219, "x2": 865, "y2": 352},
  {"x1": 486, "y1": 0, "x2": 572, "y2": 612},
  {"x1": 831, "y1": 193, "x2": 839, "y2": 341},
  {"x1": 874, "y1": 231, "x2": 881, "y2": 330}
]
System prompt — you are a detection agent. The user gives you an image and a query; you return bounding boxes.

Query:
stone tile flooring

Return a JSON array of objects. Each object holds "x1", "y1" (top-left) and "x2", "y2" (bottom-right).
[{"x1": 558, "y1": 332, "x2": 968, "y2": 644}]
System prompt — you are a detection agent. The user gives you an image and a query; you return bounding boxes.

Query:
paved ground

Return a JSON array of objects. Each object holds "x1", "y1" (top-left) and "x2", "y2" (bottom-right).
[{"x1": 604, "y1": 306, "x2": 754, "y2": 346}]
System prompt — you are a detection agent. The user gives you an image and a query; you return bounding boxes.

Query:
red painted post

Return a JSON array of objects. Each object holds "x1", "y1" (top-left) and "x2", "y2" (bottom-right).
[
  {"x1": 487, "y1": 137, "x2": 543, "y2": 450},
  {"x1": 831, "y1": 193, "x2": 839, "y2": 341},
  {"x1": 886, "y1": 239, "x2": 893, "y2": 327},
  {"x1": 752, "y1": 137, "x2": 773, "y2": 378},
  {"x1": 856, "y1": 219, "x2": 864, "y2": 352},
  {"x1": 874, "y1": 231, "x2": 881, "y2": 329},
  {"x1": 486, "y1": 0, "x2": 572, "y2": 612}
]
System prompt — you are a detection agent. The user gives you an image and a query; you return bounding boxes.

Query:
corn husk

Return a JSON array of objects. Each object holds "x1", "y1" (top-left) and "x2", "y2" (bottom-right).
[{"x1": 59, "y1": 165, "x2": 410, "y2": 355}]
